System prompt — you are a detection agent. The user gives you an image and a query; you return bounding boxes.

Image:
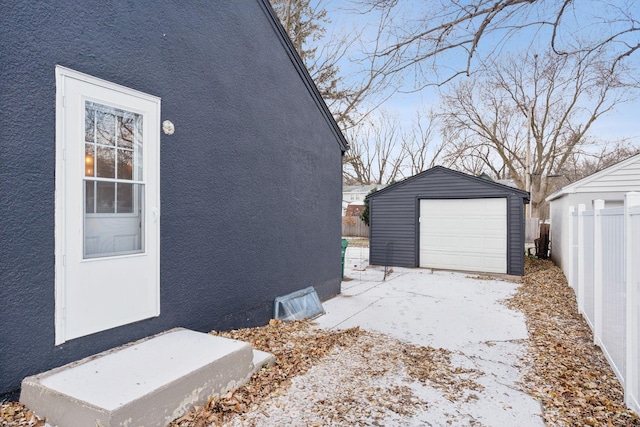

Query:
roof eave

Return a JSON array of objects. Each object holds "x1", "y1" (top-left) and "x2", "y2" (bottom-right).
[
  {"x1": 367, "y1": 166, "x2": 530, "y2": 200},
  {"x1": 258, "y1": 0, "x2": 350, "y2": 152}
]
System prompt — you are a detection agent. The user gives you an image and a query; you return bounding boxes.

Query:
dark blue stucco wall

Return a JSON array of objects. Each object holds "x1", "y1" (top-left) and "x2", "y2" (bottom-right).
[{"x1": 0, "y1": 1, "x2": 344, "y2": 394}]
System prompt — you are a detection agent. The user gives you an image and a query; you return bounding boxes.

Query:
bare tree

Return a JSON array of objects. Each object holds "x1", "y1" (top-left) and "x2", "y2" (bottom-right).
[
  {"x1": 399, "y1": 110, "x2": 446, "y2": 177},
  {"x1": 439, "y1": 49, "x2": 633, "y2": 218},
  {"x1": 558, "y1": 140, "x2": 640, "y2": 183},
  {"x1": 343, "y1": 111, "x2": 407, "y2": 184},
  {"x1": 270, "y1": 1, "x2": 344, "y2": 104},
  {"x1": 272, "y1": 0, "x2": 640, "y2": 191},
  {"x1": 343, "y1": 109, "x2": 447, "y2": 183},
  {"x1": 270, "y1": 0, "x2": 396, "y2": 129},
  {"x1": 357, "y1": 0, "x2": 640, "y2": 87}
]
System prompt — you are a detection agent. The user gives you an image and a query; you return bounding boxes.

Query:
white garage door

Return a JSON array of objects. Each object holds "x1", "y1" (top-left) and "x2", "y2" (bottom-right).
[{"x1": 419, "y1": 198, "x2": 507, "y2": 273}]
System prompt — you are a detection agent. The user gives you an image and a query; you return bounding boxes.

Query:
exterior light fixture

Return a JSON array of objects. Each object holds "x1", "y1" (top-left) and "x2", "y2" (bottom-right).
[{"x1": 162, "y1": 120, "x2": 175, "y2": 135}]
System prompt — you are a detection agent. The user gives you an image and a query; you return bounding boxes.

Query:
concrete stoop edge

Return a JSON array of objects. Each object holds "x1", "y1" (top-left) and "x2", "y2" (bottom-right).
[{"x1": 20, "y1": 328, "x2": 275, "y2": 427}]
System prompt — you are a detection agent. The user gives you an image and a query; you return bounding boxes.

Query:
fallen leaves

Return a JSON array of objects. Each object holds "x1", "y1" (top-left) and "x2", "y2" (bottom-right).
[
  {"x1": 401, "y1": 344, "x2": 484, "y2": 400},
  {"x1": 223, "y1": 330, "x2": 436, "y2": 426},
  {"x1": 507, "y1": 257, "x2": 640, "y2": 426},
  {"x1": 170, "y1": 320, "x2": 483, "y2": 426},
  {"x1": 0, "y1": 402, "x2": 46, "y2": 427},
  {"x1": 169, "y1": 320, "x2": 363, "y2": 427}
]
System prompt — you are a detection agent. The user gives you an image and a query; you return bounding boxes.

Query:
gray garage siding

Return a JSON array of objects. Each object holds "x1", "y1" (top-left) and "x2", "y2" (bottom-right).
[
  {"x1": 368, "y1": 167, "x2": 529, "y2": 275},
  {"x1": 506, "y1": 192, "x2": 527, "y2": 274}
]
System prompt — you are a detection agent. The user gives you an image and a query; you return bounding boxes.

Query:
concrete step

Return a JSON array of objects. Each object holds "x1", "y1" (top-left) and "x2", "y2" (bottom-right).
[{"x1": 20, "y1": 328, "x2": 274, "y2": 427}]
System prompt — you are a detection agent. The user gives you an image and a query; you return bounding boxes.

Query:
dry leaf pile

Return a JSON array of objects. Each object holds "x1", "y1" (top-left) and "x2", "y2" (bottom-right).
[
  {"x1": 401, "y1": 345, "x2": 484, "y2": 402},
  {"x1": 507, "y1": 257, "x2": 640, "y2": 426},
  {"x1": 224, "y1": 330, "x2": 424, "y2": 426},
  {"x1": 170, "y1": 319, "x2": 485, "y2": 426},
  {"x1": 210, "y1": 327, "x2": 484, "y2": 426},
  {"x1": 169, "y1": 320, "x2": 364, "y2": 426},
  {"x1": 0, "y1": 402, "x2": 45, "y2": 427}
]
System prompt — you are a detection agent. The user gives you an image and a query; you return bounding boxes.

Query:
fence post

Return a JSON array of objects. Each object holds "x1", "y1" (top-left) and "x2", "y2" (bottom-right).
[
  {"x1": 567, "y1": 206, "x2": 575, "y2": 289},
  {"x1": 577, "y1": 204, "x2": 586, "y2": 315},
  {"x1": 593, "y1": 199, "x2": 605, "y2": 347},
  {"x1": 625, "y1": 192, "x2": 640, "y2": 411}
]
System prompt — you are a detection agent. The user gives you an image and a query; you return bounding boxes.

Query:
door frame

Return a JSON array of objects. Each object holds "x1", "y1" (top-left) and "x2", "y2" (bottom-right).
[{"x1": 54, "y1": 66, "x2": 161, "y2": 344}]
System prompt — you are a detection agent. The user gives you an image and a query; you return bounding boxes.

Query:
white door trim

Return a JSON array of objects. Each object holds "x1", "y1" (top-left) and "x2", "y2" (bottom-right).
[{"x1": 55, "y1": 66, "x2": 161, "y2": 344}]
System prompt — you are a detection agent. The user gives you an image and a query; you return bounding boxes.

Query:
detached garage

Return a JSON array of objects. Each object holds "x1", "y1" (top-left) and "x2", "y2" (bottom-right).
[{"x1": 367, "y1": 166, "x2": 530, "y2": 275}]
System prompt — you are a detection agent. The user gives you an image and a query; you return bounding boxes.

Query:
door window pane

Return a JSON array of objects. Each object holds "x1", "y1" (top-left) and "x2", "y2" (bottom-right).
[
  {"x1": 118, "y1": 115, "x2": 134, "y2": 149},
  {"x1": 85, "y1": 180, "x2": 95, "y2": 214},
  {"x1": 96, "y1": 181, "x2": 115, "y2": 213},
  {"x1": 96, "y1": 110, "x2": 116, "y2": 146},
  {"x1": 85, "y1": 145, "x2": 95, "y2": 177},
  {"x1": 96, "y1": 146, "x2": 115, "y2": 178},
  {"x1": 133, "y1": 143, "x2": 143, "y2": 180},
  {"x1": 85, "y1": 109, "x2": 95, "y2": 143},
  {"x1": 117, "y1": 149, "x2": 133, "y2": 180},
  {"x1": 117, "y1": 182, "x2": 134, "y2": 213},
  {"x1": 85, "y1": 184, "x2": 144, "y2": 257},
  {"x1": 84, "y1": 101, "x2": 144, "y2": 258}
]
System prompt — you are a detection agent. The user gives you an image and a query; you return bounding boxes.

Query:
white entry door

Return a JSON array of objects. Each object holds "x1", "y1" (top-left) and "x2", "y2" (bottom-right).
[
  {"x1": 419, "y1": 198, "x2": 507, "y2": 274},
  {"x1": 55, "y1": 66, "x2": 161, "y2": 344}
]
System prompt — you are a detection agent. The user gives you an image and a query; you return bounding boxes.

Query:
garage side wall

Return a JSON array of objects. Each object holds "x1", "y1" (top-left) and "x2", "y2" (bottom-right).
[
  {"x1": 506, "y1": 192, "x2": 526, "y2": 276},
  {"x1": 368, "y1": 168, "x2": 526, "y2": 275}
]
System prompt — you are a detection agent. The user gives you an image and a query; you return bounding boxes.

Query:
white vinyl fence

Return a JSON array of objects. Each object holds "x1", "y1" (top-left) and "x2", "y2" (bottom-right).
[{"x1": 567, "y1": 192, "x2": 640, "y2": 414}]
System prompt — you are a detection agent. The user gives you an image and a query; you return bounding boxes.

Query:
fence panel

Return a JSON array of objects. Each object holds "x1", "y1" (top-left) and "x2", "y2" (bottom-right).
[
  {"x1": 569, "y1": 194, "x2": 640, "y2": 415},
  {"x1": 571, "y1": 210, "x2": 579, "y2": 290},
  {"x1": 342, "y1": 216, "x2": 369, "y2": 237},
  {"x1": 600, "y1": 208, "x2": 626, "y2": 384},
  {"x1": 525, "y1": 218, "x2": 539, "y2": 243},
  {"x1": 582, "y1": 212, "x2": 595, "y2": 329},
  {"x1": 628, "y1": 204, "x2": 640, "y2": 413}
]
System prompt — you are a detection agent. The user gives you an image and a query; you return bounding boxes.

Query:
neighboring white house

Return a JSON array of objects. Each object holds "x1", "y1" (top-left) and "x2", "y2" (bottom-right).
[
  {"x1": 546, "y1": 153, "x2": 640, "y2": 274},
  {"x1": 342, "y1": 184, "x2": 387, "y2": 216}
]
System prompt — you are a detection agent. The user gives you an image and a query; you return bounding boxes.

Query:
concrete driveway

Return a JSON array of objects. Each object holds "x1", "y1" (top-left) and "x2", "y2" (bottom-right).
[{"x1": 314, "y1": 246, "x2": 544, "y2": 426}]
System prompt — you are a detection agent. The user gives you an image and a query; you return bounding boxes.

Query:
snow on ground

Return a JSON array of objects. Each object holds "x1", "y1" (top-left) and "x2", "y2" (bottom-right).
[{"x1": 230, "y1": 247, "x2": 544, "y2": 426}]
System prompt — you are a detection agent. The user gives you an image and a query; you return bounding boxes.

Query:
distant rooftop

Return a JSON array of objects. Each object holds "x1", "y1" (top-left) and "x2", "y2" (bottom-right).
[{"x1": 343, "y1": 184, "x2": 388, "y2": 194}]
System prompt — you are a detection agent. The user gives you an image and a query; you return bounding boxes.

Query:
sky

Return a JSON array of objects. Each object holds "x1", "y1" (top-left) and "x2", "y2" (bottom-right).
[{"x1": 313, "y1": 0, "x2": 640, "y2": 145}]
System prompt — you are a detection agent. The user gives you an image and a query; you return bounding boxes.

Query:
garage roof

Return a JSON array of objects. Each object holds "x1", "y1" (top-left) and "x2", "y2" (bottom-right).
[{"x1": 366, "y1": 166, "x2": 530, "y2": 201}]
